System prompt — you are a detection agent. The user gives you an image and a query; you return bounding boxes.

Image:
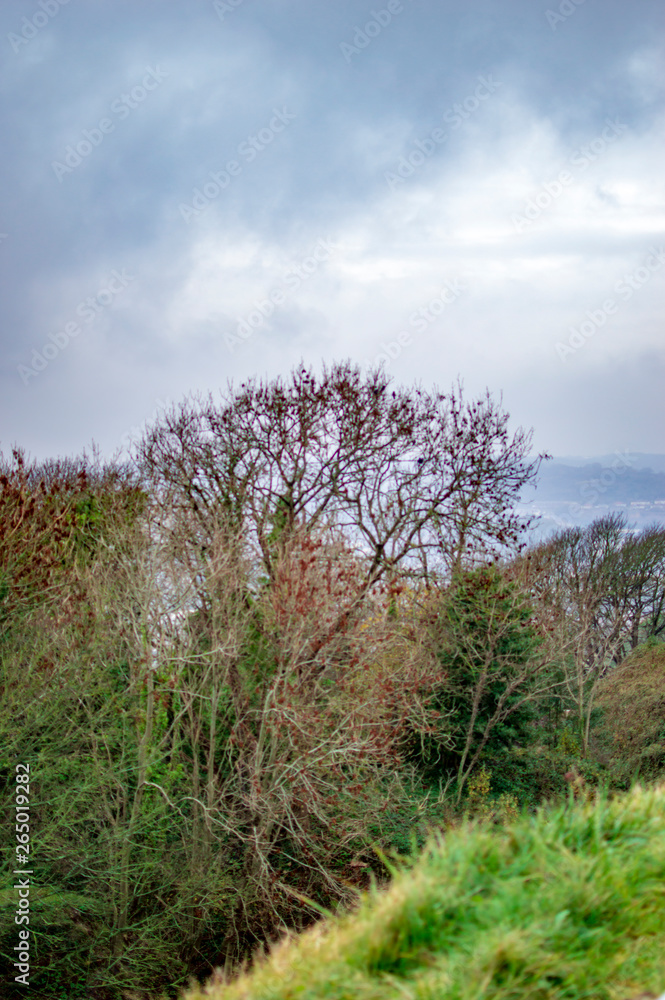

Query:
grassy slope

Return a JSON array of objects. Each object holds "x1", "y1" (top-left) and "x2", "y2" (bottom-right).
[
  {"x1": 185, "y1": 786, "x2": 665, "y2": 1000},
  {"x1": 592, "y1": 643, "x2": 665, "y2": 784}
]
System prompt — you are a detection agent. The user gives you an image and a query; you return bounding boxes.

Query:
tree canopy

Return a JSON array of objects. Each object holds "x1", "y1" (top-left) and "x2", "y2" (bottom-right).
[{"x1": 138, "y1": 361, "x2": 542, "y2": 587}]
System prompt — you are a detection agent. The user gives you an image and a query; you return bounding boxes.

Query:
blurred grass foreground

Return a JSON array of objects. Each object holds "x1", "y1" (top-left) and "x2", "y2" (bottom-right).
[{"x1": 186, "y1": 785, "x2": 665, "y2": 1000}]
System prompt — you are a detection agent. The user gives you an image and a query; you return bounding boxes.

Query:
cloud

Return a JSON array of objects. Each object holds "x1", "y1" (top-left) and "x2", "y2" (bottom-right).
[{"x1": 0, "y1": 0, "x2": 663, "y2": 460}]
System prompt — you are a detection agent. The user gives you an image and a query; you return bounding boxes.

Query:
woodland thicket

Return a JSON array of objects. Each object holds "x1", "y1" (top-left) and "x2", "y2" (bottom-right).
[{"x1": 2, "y1": 363, "x2": 664, "y2": 998}]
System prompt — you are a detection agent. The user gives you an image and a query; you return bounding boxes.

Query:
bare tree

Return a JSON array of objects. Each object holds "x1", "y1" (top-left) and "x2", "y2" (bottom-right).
[
  {"x1": 605, "y1": 525, "x2": 665, "y2": 655},
  {"x1": 192, "y1": 524, "x2": 443, "y2": 947},
  {"x1": 137, "y1": 362, "x2": 542, "y2": 596},
  {"x1": 520, "y1": 515, "x2": 634, "y2": 755},
  {"x1": 125, "y1": 360, "x2": 545, "y2": 955},
  {"x1": 82, "y1": 494, "x2": 445, "y2": 963}
]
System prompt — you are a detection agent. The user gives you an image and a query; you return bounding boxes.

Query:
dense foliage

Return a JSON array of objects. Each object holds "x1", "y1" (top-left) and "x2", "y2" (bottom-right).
[{"x1": 1, "y1": 364, "x2": 664, "y2": 998}]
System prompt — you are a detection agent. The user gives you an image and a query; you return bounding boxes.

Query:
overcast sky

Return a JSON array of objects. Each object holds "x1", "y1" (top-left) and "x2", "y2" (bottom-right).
[{"x1": 1, "y1": 0, "x2": 663, "y2": 463}]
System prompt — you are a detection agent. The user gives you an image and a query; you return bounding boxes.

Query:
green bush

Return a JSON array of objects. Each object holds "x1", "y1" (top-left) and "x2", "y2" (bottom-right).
[
  {"x1": 409, "y1": 565, "x2": 548, "y2": 798},
  {"x1": 476, "y1": 745, "x2": 606, "y2": 809}
]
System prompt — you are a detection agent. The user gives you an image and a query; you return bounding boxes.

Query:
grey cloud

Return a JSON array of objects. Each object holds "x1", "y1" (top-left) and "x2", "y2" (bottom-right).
[{"x1": 0, "y1": 0, "x2": 663, "y2": 460}]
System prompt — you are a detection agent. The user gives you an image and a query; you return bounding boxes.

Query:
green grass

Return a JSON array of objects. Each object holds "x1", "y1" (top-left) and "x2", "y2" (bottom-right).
[{"x1": 185, "y1": 785, "x2": 665, "y2": 1000}]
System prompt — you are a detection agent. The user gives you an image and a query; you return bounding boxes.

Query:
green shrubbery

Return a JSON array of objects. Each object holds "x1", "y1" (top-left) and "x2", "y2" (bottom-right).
[{"x1": 2, "y1": 368, "x2": 665, "y2": 997}]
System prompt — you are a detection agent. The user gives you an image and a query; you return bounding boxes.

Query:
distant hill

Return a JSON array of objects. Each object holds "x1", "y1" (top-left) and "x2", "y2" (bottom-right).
[
  {"x1": 522, "y1": 458, "x2": 665, "y2": 504},
  {"x1": 551, "y1": 453, "x2": 665, "y2": 475},
  {"x1": 518, "y1": 454, "x2": 665, "y2": 539}
]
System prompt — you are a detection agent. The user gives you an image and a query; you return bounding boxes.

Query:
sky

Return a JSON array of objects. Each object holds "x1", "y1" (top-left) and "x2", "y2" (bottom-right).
[{"x1": 1, "y1": 0, "x2": 663, "y2": 463}]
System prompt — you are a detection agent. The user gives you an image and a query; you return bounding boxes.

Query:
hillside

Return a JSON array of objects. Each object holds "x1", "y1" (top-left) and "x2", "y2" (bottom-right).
[
  {"x1": 522, "y1": 459, "x2": 665, "y2": 504},
  {"x1": 185, "y1": 786, "x2": 665, "y2": 1000},
  {"x1": 591, "y1": 642, "x2": 665, "y2": 784},
  {"x1": 518, "y1": 455, "x2": 665, "y2": 538},
  {"x1": 554, "y1": 455, "x2": 665, "y2": 476},
  {"x1": 2, "y1": 418, "x2": 664, "y2": 997}
]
